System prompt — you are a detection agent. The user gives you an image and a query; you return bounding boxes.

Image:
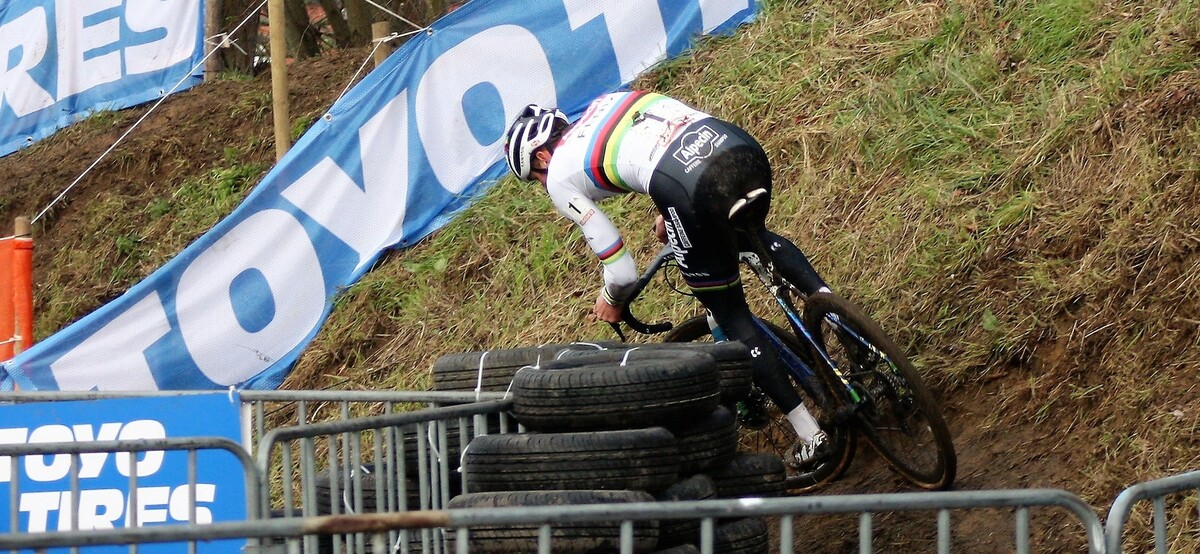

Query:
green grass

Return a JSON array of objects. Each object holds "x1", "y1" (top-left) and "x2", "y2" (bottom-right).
[{"x1": 16, "y1": 0, "x2": 1200, "y2": 530}]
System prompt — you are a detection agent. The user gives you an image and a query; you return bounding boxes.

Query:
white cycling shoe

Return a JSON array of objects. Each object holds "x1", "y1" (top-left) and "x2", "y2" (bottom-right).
[{"x1": 790, "y1": 430, "x2": 831, "y2": 470}]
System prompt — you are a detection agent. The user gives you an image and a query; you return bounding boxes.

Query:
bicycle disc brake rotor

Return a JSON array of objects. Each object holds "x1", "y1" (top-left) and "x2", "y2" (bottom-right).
[{"x1": 838, "y1": 332, "x2": 919, "y2": 432}]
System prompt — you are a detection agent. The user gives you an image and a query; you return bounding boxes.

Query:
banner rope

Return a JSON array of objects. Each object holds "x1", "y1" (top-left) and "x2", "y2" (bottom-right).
[
  {"x1": 361, "y1": 0, "x2": 429, "y2": 33},
  {"x1": 30, "y1": 0, "x2": 270, "y2": 225},
  {"x1": 328, "y1": 28, "x2": 423, "y2": 109}
]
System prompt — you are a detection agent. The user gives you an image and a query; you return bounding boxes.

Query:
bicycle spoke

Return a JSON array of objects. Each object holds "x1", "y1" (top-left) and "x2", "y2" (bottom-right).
[{"x1": 804, "y1": 292, "x2": 956, "y2": 490}]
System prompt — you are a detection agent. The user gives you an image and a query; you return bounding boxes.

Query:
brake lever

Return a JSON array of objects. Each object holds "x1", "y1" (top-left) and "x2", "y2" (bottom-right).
[{"x1": 608, "y1": 321, "x2": 628, "y2": 342}]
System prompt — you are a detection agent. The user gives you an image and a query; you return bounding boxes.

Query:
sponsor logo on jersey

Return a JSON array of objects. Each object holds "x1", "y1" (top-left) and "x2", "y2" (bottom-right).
[{"x1": 673, "y1": 125, "x2": 727, "y2": 173}]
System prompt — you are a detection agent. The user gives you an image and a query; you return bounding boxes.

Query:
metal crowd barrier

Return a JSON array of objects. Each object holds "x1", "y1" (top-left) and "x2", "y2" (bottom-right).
[
  {"x1": 4, "y1": 390, "x2": 1197, "y2": 554},
  {"x1": 255, "y1": 394, "x2": 515, "y2": 554},
  {"x1": 0, "y1": 488, "x2": 1104, "y2": 553},
  {"x1": 0, "y1": 436, "x2": 260, "y2": 553},
  {"x1": 1105, "y1": 469, "x2": 1200, "y2": 553}
]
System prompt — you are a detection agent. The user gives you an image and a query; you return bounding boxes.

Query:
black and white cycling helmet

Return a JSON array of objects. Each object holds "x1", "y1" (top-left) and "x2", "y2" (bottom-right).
[{"x1": 504, "y1": 104, "x2": 568, "y2": 180}]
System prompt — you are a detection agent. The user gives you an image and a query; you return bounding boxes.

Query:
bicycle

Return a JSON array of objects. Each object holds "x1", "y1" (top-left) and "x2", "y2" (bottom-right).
[{"x1": 608, "y1": 238, "x2": 957, "y2": 492}]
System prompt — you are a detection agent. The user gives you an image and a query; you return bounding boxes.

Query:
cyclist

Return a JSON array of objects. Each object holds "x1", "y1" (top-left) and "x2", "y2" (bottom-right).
[{"x1": 503, "y1": 91, "x2": 835, "y2": 468}]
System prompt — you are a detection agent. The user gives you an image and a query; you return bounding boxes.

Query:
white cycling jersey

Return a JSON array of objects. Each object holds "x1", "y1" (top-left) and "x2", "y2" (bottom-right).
[{"x1": 545, "y1": 91, "x2": 712, "y2": 304}]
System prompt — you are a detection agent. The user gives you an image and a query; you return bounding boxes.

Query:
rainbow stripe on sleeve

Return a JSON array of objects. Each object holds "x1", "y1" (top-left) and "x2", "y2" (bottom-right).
[{"x1": 597, "y1": 239, "x2": 627, "y2": 265}]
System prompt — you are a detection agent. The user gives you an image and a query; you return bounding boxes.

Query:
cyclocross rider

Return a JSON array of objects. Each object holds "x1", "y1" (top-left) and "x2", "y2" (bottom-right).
[{"x1": 503, "y1": 91, "x2": 836, "y2": 469}]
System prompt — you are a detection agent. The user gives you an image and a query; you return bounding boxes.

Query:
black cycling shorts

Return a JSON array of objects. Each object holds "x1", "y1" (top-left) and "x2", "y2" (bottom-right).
[{"x1": 648, "y1": 118, "x2": 772, "y2": 293}]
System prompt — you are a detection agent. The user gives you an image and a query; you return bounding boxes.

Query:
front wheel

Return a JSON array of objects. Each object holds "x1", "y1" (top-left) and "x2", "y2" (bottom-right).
[
  {"x1": 664, "y1": 316, "x2": 856, "y2": 495},
  {"x1": 803, "y1": 292, "x2": 956, "y2": 490}
]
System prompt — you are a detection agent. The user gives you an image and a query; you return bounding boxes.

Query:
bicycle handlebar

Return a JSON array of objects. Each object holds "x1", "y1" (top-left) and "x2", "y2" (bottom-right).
[{"x1": 608, "y1": 244, "x2": 677, "y2": 341}]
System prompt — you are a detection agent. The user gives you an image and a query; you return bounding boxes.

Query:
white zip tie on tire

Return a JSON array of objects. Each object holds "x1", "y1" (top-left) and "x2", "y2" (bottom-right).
[
  {"x1": 620, "y1": 347, "x2": 640, "y2": 367},
  {"x1": 341, "y1": 464, "x2": 371, "y2": 514},
  {"x1": 425, "y1": 422, "x2": 442, "y2": 465},
  {"x1": 555, "y1": 341, "x2": 610, "y2": 359},
  {"x1": 473, "y1": 350, "x2": 489, "y2": 402}
]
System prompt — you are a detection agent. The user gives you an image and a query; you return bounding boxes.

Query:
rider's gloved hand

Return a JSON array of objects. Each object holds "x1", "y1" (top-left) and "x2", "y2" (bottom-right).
[{"x1": 593, "y1": 290, "x2": 623, "y2": 323}]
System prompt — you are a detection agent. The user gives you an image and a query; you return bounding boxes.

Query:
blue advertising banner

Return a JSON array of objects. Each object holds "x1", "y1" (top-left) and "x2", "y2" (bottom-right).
[
  {"x1": 2, "y1": 0, "x2": 758, "y2": 391},
  {"x1": 0, "y1": 0, "x2": 206, "y2": 157},
  {"x1": 0, "y1": 393, "x2": 246, "y2": 552}
]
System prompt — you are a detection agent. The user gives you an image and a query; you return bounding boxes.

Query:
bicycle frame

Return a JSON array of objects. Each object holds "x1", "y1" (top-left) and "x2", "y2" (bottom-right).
[{"x1": 617, "y1": 244, "x2": 863, "y2": 408}]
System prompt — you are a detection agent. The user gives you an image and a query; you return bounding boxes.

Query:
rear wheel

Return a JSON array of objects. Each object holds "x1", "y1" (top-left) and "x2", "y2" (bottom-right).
[
  {"x1": 663, "y1": 316, "x2": 855, "y2": 494},
  {"x1": 803, "y1": 292, "x2": 956, "y2": 490}
]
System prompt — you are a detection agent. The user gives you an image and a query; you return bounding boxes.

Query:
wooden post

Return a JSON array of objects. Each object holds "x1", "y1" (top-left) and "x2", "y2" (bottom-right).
[
  {"x1": 268, "y1": 0, "x2": 291, "y2": 161},
  {"x1": 372, "y1": 21, "x2": 394, "y2": 69},
  {"x1": 204, "y1": 0, "x2": 223, "y2": 80},
  {"x1": 11, "y1": 217, "x2": 32, "y2": 355}
]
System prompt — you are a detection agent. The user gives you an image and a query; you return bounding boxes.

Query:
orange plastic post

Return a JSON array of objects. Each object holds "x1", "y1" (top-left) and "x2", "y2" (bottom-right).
[
  {"x1": 0, "y1": 236, "x2": 12, "y2": 361},
  {"x1": 12, "y1": 217, "x2": 33, "y2": 355}
]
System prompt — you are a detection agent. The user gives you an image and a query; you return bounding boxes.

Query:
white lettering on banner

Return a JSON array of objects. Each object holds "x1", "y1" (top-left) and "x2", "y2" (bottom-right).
[
  {"x1": 77, "y1": 488, "x2": 124, "y2": 529},
  {"x1": 699, "y1": 0, "x2": 752, "y2": 33},
  {"x1": 176, "y1": 209, "x2": 326, "y2": 386},
  {"x1": 0, "y1": 421, "x2": 166, "y2": 483},
  {"x1": 25, "y1": 424, "x2": 74, "y2": 482},
  {"x1": 55, "y1": 0, "x2": 124, "y2": 100},
  {"x1": 415, "y1": 25, "x2": 557, "y2": 194},
  {"x1": 71, "y1": 422, "x2": 124, "y2": 478},
  {"x1": 18, "y1": 485, "x2": 217, "y2": 532},
  {"x1": 0, "y1": 427, "x2": 28, "y2": 480},
  {"x1": 25, "y1": 426, "x2": 72, "y2": 482},
  {"x1": 0, "y1": 8, "x2": 55, "y2": 117},
  {"x1": 124, "y1": 0, "x2": 200, "y2": 75},
  {"x1": 564, "y1": 0, "x2": 667, "y2": 83},
  {"x1": 0, "y1": 0, "x2": 200, "y2": 118},
  {"x1": 50, "y1": 293, "x2": 169, "y2": 390},
  {"x1": 281, "y1": 91, "x2": 410, "y2": 270},
  {"x1": 20, "y1": 492, "x2": 59, "y2": 533},
  {"x1": 115, "y1": 419, "x2": 167, "y2": 477}
]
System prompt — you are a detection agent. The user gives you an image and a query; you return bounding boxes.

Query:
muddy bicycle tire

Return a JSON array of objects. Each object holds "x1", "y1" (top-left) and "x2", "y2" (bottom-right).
[
  {"x1": 804, "y1": 292, "x2": 956, "y2": 490},
  {"x1": 662, "y1": 316, "x2": 856, "y2": 495}
]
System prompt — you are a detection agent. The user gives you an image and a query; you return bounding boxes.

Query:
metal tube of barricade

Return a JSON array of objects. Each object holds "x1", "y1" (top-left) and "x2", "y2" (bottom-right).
[
  {"x1": 12, "y1": 216, "x2": 33, "y2": 355},
  {"x1": 1106, "y1": 469, "x2": 1200, "y2": 553},
  {"x1": 938, "y1": 508, "x2": 951, "y2": 554}
]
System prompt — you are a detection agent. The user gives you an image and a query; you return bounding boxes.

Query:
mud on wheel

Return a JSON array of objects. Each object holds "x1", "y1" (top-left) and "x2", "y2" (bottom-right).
[
  {"x1": 662, "y1": 316, "x2": 856, "y2": 495},
  {"x1": 803, "y1": 291, "x2": 956, "y2": 490}
]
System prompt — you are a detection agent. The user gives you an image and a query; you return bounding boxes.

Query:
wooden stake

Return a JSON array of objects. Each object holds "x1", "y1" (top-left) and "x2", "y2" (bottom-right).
[
  {"x1": 204, "y1": 0, "x2": 223, "y2": 79},
  {"x1": 268, "y1": 0, "x2": 291, "y2": 161},
  {"x1": 372, "y1": 21, "x2": 394, "y2": 69}
]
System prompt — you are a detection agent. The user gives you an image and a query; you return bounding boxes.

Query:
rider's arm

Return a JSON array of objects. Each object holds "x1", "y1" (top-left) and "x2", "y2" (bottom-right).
[{"x1": 547, "y1": 187, "x2": 638, "y2": 307}]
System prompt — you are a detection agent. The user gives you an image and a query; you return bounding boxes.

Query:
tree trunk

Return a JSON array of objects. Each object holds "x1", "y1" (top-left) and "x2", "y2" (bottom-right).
[
  {"x1": 283, "y1": 0, "x2": 322, "y2": 59},
  {"x1": 212, "y1": 0, "x2": 263, "y2": 74},
  {"x1": 345, "y1": 0, "x2": 371, "y2": 47},
  {"x1": 317, "y1": 0, "x2": 353, "y2": 47}
]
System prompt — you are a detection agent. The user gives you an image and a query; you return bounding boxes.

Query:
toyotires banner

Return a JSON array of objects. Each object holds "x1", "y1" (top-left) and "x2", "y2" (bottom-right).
[
  {"x1": 0, "y1": 393, "x2": 247, "y2": 551},
  {"x1": 3, "y1": 0, "x2": 757, "y2": 391},
  {"x1": 0, "y1": 0, "x2": 205, "y2": 157}
]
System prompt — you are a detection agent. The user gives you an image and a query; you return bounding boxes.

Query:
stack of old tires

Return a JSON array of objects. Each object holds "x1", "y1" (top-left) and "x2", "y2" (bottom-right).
[{"x1": 433, "y1": 340, "x2": 784, "y2": 553}]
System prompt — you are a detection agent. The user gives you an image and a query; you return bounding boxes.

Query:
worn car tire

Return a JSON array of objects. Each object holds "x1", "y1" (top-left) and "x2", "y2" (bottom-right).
[
  {"x1": 710, "y1": 453, "x2": 787, "y2": 498},
  {"x1": 511, "y1": 358, "x2": 720, "y2": 432},
  {"x1": 447, "y1": 490, "x2": 659, "y2": 553},
  {"x1": 432, "y1": 342, "x2": 616, "y2": 392},
  {"x1": 463, "y1": 428, "x2": 680, "y2": 493},
  {"x1": 553, "y1": 341, "x2": 753, "y2": 404}
]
